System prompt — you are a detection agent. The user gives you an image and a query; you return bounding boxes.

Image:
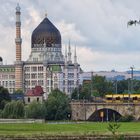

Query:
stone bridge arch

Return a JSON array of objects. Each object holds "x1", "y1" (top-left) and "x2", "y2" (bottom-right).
[
  {"x1": 70, "y1": 101, "x2": 140, "y2": 121},
  {"x1": 88, "y1": 108, "x2": 122, "y2": 121},
  {"x1": 85, "y1": 104, "x2": 126, "y2": 121}
]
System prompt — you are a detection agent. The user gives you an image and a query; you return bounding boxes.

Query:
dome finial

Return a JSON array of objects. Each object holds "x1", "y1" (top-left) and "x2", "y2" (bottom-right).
[
  {"x1": 16, "y1": 3, "x2": 20, "y2": 12},
  {"x1": 45, "y1": 12, "x2": 47, "y2": 18}
]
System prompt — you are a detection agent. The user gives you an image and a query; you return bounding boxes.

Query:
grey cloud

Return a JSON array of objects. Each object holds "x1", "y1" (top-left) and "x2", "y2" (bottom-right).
[{"x1": 1, "y1": 0, "x2": 140, "y2": 70}]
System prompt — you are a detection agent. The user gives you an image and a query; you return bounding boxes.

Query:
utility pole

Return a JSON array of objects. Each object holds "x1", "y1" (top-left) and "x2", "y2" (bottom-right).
[
  {"x1": 90, "y1": 71, "x2": 93, "y2": 100},
  {"x1": 115, "y1": 80, "x2": 118, "y2": 94},
  {"x1": 130, "y1": 66, "x2": 134, "y2": 93}
]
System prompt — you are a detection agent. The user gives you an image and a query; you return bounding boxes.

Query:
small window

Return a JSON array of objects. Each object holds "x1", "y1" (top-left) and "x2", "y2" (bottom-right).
[
  {"x1": 107, "y1": 97, "x2": 112, "y2": 100},
  {"x1": 37, "y1": 97, "x2": 39, "y2": 102},
  {"x1": 116, "y1": 97, "x2": 120, "y2": 100},
  {"x1": 28, "y1": 98, "x2": 30, "y2": 102},
  {"x1": 124, "y1": 97, "x2": 129, "y2": 100}
]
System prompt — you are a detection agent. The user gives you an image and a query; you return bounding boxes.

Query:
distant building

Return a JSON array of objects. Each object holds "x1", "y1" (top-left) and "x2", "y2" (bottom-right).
[
  {"x1": 24, "y1": 86, "x2": 44, "y2": 104},
  {"x1": 81, "y1": 70, "x2": 140, "y2": 82}
]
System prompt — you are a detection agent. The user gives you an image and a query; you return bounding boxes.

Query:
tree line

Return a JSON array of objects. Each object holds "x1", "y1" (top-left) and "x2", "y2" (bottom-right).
[
  {"x1": 0, "y1": 87, "x2": 71, "y2": 120},
  {"x1": 1, "y1": 75, "x2": 140, "y2": 119},
  {"x1": 71, "y1": 75, "x2": 140, "y2": 100}
]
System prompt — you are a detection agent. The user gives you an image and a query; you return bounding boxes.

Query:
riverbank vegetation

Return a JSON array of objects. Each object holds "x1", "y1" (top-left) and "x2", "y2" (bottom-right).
[
  {"x1": 0, "y1": 88, "x2": 71, "y2": 120},
  {"x1": 0, "y1": 122, "x2": 140, "y2": 136}
]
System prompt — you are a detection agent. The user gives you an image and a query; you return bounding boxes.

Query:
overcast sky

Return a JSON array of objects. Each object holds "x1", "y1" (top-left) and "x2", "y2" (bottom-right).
[{"x1": 1, "y1": 0, "x2": 140, "y2": 71}]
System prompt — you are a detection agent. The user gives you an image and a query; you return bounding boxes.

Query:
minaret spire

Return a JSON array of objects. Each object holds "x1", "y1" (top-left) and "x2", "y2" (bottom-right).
[
  {"x1": 15, "y1": 3, "x2": 23, "y2": 91},
  {"x1": 68, "y1": 39, "x2": 72, "y2": 64},
  {"x1": 65, "y1": 45, "x2": 67, "y2": 65},
  {"x1": 74, "y1": 45, "x2": 77, "y2": 64}
]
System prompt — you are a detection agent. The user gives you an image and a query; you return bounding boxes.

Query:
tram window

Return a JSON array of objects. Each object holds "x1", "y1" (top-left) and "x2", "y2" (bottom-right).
[
  {"x1": 107, "y1": 97, "x2": 112, "y2": 100},
  {"x1": 124, "y1": 97, "x2": 129, "y2": 100},
  {"x1": 116, "y1": 97, "x2": 120, "y2": 100},
  {"x1": 28, "y1": 98, "x2": 30, "y2": 102},
  {"x1": 133, "y1": 97, "x2": 138, "y2": 100}
]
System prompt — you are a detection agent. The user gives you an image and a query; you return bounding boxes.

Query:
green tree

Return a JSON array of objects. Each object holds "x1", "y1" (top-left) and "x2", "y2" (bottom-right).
[
  {"x1": 71, "y1": 75, "x2": 113, "y2": 100},
  {"x1": 0, "y1": 86, "x2": 11, "y2": 109},
  {"x1": 71, "y1": 85, "x2": 87, "y2": 100},
  {"x1": 2, "y1": 101, "x2": 24, "y2": 118},
  {"x1": 71, "y1": 82, "x2": 92, "y2": 100},
  {"x1": 71, "y1": 87, "x2": 79, "y2": 100},
  {"x1": 116, "y1": 79, "x2": 129, "y2": 93},
  {"x1": 131, "y1": 79, "x2": 140, "y2": 93},
  {"x1": 116, "y1": 79, "x2": 140, "y2": 94},
  {"x1": 25, "y1": 101, "x2": 46, "y2": 119},
  {"x1": 45, "y1": 89, "x2": 71, "y2": 120},
  {"x1": 81, "y1": 82, "x2": 92, "y2": 99},
  {"x1": 92, "y1": 75, "x2": 113, "y2": 97}
]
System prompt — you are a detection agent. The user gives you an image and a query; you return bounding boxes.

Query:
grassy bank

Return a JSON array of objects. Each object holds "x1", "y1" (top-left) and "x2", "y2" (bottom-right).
[{"x1": 0, "y1": 122, "x2": 140, "y2": 136}]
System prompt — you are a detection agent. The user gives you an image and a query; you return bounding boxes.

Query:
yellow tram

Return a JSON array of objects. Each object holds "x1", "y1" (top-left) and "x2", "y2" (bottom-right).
[{"x1": 105, "y1": 94, "x2": 140, "y2": 103}]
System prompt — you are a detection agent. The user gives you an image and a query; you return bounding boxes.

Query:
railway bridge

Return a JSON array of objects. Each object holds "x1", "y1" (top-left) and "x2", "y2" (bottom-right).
[{"x1": 70, "y1": 101, "x2": 140, "y2": 121}]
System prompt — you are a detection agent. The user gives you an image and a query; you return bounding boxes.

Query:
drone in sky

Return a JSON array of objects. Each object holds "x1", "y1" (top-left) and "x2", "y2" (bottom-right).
[{"x1": 127, "y1": 20, "x2": 140, "y2": 27}]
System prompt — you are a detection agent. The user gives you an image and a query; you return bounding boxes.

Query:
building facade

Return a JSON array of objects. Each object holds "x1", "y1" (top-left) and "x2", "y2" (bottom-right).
[
  {"x1": 0, "y1": 4, "x2": 81, "y2": 98},
  {"x1": 0, "y1": 64, "x2": 15, "y2": 93}
]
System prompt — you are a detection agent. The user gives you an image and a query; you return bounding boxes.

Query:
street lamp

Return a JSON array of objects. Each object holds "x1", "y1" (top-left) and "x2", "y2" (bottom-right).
[
  {"x1": 106, "y1": 109, "x2": 109, "y2": 122},
  {"x1": 84, "y1": 99, "x2": 86, "y2": 121},
  {"x1": 115, "y1": 80, "x2": 118, "y2": 94}
]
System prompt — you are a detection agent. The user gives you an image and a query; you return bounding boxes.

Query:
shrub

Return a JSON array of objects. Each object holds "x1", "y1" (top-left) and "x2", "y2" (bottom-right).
[
  {"x1": 2, "y1": 101, "x2": 24, "y2": 118},
  {"x1": 25, "y1": 101, "x2": 46, "y2": 119},
  {"x1": 119, "y1": 115, "x2": 134, "y2": 122},
  {"x1": 45, "y1": 89, "x2": 71, "y2": 120}
]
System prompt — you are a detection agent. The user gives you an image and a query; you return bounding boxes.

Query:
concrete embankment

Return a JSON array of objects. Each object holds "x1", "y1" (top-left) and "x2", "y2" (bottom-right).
[
  {"x1": 0, "y1": 135, "x2": 140, "y2": 140},
  {"x1": 0, "y1": 119, "x2": 44, "y2": 123}
]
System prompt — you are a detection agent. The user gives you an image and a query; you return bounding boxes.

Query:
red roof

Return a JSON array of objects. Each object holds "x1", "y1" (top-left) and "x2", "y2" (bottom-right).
[{"x1": 25, "y1": 86, "x2": 44, "y2": 96}]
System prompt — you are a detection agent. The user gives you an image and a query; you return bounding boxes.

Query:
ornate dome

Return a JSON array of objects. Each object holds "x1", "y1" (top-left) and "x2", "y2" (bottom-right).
[
  {"x1": 31, "y1": 17, "x2": 61, "y2": 48},
  {"x1": 0, "y1": 57, "x2": 2, "y2": 62}
]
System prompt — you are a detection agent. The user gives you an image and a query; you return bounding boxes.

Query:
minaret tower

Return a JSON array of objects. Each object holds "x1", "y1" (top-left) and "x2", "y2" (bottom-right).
[
  {"x1": 15, "y1": 3, "x2": 22, "y2": 61},
  {"x1": 68, "y1": 40, "x2": 72, "y2": 64},
  {"x1": 74, "y1": 45, "x2": 77, "y2": 64},
  {"x1": 15, "y1": 3, "x2": 23, "y2": 91}
]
